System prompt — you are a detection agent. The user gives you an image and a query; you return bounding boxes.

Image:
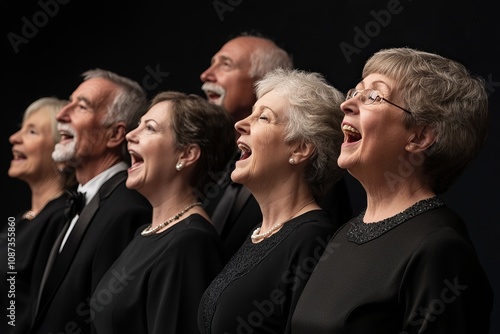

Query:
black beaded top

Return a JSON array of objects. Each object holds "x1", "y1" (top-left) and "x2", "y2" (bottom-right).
[
  {"x1": 347, "y1": 196, "x2": 444, "y2": 244},
  {"x1": 199, "y1": 214, "x2": 310, "y2": 333}
]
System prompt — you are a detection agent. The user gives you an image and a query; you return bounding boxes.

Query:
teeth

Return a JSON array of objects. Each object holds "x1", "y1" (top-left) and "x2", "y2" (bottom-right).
[
  {"x1": 237, "y1": 143, "x2": 252, "y2": 160},
  {"x1": 238, "y1": 143, "x2": 251, "y2": 153},
  {"x1": 12, "y1": 150, "x2": 26, "y2": 159},
  {"x1": 342, "y1": 124, "x2": 360, "y2": 134},
  {"x1": 128, "y1": 150, "x2": 143, "y2": 162}
]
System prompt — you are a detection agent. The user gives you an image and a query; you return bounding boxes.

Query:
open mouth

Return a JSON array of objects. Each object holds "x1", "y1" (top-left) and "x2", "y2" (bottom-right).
[
  {"x1": 342, "y1": 124, "x2": 361, "y2": 143},
  {"x1": 202, "y1": 83, "x2": 225, "y2": 105},
  {"x1": 205, "y1": 91, "x2": 223, "y2": 106},
  {"x1": 207, "y1": 92, "x2": 221, "y2": 100},
  {"x1": 59, "y1": 130, "x2": 75, "y2": 142},
  {"x1": 128, "y1": 150, "x2": 144, "y2": 169},
  {"x1": 237, "y1": 143, "x2": 252, "y2": 160},
  {"x1": 12, "y1": 150, "x2": 27, "y2": 161}
]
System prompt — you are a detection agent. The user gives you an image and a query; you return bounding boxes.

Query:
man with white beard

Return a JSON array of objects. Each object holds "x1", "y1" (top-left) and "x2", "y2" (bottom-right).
[{"x1": 31, "y1": 68, "x2": 152, "y2": 334}]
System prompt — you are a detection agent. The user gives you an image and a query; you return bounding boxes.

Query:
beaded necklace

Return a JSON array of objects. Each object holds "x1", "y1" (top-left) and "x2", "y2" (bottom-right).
[{"x1": 141, "y1": 202, "x2": 201, "y2": 236}]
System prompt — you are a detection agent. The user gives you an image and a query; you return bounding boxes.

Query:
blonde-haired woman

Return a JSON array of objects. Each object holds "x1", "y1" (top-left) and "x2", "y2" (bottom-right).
[{"x1": 1, "y1": 97, "x2": 76, "y2": 334}]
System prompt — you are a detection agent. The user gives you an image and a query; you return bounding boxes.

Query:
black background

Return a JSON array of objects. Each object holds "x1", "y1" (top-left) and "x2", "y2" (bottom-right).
[{"x1": 2, "y1": 0, "x2": 499, "y2": 332}]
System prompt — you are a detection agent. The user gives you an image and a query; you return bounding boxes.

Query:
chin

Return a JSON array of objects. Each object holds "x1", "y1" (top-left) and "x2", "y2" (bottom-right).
[
  {"x1": 337, "y1": 156, "x2": 348, "y2": 169},
  {"x1": 232, "y1": 172, "x2": 253, "y2": 190},
  {"x1": 7, "y1": 169, "x2": 20, "y2": 178},
  {"x1": 230, "y1": 169, "x2": 244, "y2": 185},
  {"x1": 125, "y1": 178, "x2": 138, "y2": 190}
]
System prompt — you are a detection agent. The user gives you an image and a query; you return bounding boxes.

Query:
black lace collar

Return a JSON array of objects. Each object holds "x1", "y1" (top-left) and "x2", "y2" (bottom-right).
[{"x1": 347, "y1": 196, "x2": 444, "y2": 244}]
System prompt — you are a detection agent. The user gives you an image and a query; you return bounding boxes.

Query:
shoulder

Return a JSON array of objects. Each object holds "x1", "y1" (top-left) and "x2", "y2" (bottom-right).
[
  {"x1": 173, "y1": 214, "x2": 221, "y2": 243},
  {"x1": 293, "y1": 209, "x2": 338, "y2": 238},
  {"x1": 99, "y1": 182, "x2": 152, "y2": 214},
  {"x1": 281, "y1": 210, "x2": 337, "y2": 256},
  {"x1": 399, "y1": 207, "x2": 489, "y2": 281},
  {"x1": 154, "y1": 215, "x2": 225, "y2": 263},
  {"x1": 405, "y1": 206, "x2": 472, "y2": 248}
]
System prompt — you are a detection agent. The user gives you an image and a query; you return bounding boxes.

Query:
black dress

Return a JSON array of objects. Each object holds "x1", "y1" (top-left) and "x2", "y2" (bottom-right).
[
  {"x1": 0, "y1": 195, "x2": 67, "y2": 334},
  {"x1": 91, "y1": 214, "x2": 225, "y2": 334},
  {"x1": 198, "y1": 210, "x2": 338, "y2": 334},
  {"x1": 291, "y1": 197, "x2": 494, "y2": 334}
]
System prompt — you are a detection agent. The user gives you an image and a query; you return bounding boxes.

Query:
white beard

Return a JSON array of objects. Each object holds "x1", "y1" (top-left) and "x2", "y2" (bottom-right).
[{"x1": 52, "y1": 140, "x2": 77, "y2": 163}]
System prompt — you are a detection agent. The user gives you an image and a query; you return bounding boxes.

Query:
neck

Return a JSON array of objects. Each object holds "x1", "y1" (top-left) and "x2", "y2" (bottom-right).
[
  {"x1": 75, "y1": 155, "x2": 122, "y2": 185},
  {"x1": 29, "y1": 174, "x2": 64, "y2": 214},
  {"x1": 253, "y1": 175, "x2": 318, "y2": 229},
  {"x1": 151, "y1": 191, "x2": 200, "y2": 227},
  {"x1": 141, "y1": 195, "x2": 202, "y2": 236},
  {"x1": 259, "y1": 194, "x2": 318, "y2": 230},
  {"x1": 363, "y1": 183, "x2": 435, "y2": 222}
]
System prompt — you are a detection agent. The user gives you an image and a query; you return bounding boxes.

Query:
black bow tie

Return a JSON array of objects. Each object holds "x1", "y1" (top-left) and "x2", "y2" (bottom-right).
[{"x1": 64, "y1": 189, "x2": 86, "y2": 220}]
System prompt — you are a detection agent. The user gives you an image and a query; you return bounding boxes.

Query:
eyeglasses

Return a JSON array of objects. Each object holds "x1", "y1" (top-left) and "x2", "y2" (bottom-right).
[{"x1": 346, "y1": 88, "x2": 411, "y2": 114}]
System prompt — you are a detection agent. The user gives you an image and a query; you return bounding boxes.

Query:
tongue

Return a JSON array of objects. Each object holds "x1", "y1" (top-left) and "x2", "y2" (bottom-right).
[
  {"x1": 348, "y1": 132, "x2": 361, "y2": 142},
  {"x1": 240, "y1": 151, "x2": 251, "y2": 160}
]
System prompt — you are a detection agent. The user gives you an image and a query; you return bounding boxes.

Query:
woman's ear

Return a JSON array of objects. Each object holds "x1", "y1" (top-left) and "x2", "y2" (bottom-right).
[
  {"x1": 289, "y1": 141, "x2": 315, "y2": 164},
  {"x1": 177, "y1": 144, "x2": 201, "y2": 168},
  {"x1": 405, "y1": 125, "x2": 436, "y2": 152}
]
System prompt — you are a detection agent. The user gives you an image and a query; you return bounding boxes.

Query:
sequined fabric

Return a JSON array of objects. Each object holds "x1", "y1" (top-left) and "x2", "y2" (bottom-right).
[
  {"x1": 199, "y1": 219, "x2": 301, "y2": 334},
  {"x1": 347, "y1": 196, "x2": 444, "y2": 244}
]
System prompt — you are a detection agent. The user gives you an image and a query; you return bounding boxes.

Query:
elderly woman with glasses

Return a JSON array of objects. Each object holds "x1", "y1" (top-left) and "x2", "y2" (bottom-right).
[{"x1": 291, "y1": 47, "x2": 493, "y2": 333}]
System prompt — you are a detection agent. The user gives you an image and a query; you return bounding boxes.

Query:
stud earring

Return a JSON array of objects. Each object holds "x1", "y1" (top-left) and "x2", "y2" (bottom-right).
[
  {"x1": 175, "y1": 162, "x2": 183, "y2": 171},
  {"x1": 289, "y1": 158, "x2": 295, "y2": 164}
]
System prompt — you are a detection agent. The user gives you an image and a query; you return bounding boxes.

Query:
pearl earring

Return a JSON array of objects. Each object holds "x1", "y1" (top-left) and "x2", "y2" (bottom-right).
[
  {"x1": 289, "y1": 158, "x2": 295, "y2": 164},
  {"x1": 175, "y1": 162, "x2": 183, "y2": 171}
]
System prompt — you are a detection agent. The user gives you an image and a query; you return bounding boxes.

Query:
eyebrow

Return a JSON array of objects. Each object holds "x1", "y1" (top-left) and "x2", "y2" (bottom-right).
[
  {"x1": 140, "y1": 118, "x2": 160, "y2": 125},
  {"x1": 252, "y1": 104, "x2": 278, "y2": 118},
  {"x1": 361, "y1": 79, "x2": 392, "y2": 92},
  {"x1": 22, "y1": 122, "x2": 38, "y2": 129},
  {"x1": 264, "y1": 106, "x2": 278, "y2": 118},
  {"x1": 213, "y1": 55, "x2": 232, "y2": 64},
  {"x1": 70, "y1": 95, "x2": 93, "y2": 107}
]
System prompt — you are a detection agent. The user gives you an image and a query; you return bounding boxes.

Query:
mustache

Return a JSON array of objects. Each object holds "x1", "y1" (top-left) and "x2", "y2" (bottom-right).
[
  {"x1": 201, "y1": 82, "x2": 225, "y2": 95},
  {"x1": 57, "y1": 122, "x2": 76, "y2": 137}
]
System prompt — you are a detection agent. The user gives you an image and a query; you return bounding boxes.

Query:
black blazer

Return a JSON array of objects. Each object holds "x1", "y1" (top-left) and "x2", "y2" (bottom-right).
[{"x1": 30, "y1": 171, "x2": 152, "y2": 334}]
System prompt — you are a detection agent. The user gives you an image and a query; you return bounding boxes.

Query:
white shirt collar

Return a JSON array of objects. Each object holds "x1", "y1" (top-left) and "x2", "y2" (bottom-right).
[{"x1": 77, "y1": 162, "x2": 128, "y2": 204}]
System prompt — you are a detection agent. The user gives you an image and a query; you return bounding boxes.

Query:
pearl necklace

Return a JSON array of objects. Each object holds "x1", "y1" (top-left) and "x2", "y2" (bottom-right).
[
  {"x1": 23, "y1": 192, "x2": 64, "y2": 220},
  {"x1": 141, "y1": 202, "x2": 202, "y2": 236},
  {"x1": 251, "y1": 199, "x2": 315, "y2": 243},
  {"x1": 23, "y1": 211, "x2": 37, "y2": 220}
]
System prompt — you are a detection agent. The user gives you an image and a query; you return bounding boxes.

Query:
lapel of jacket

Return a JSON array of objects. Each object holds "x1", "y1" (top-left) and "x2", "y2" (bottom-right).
[
  {"x1": 226, "y1": 185, "x2": 252, "y2": 227},
  {"x1": 34, "y1": 171, "x2": 127, "y2": 321}
]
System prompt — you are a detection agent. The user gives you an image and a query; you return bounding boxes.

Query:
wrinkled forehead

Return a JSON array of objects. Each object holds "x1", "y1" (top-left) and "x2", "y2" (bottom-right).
[
  {"x1": 217, "y1": 38, "x2": 255, "y2": 64},
  {"x1": 72, "y1": 78, "x2": 119, "y2": 109}
]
